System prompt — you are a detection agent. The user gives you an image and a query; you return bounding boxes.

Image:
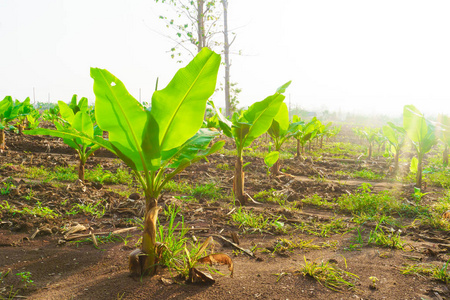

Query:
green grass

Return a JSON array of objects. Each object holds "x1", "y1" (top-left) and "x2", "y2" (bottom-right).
[
  {"x1": 337, "y1": 183, "x2": 400, "y2": 217},
  {"x1": 334, "y1": 169, "x2": 384, "y2": 180},
  {"x1": 401, "y1": 260, "x2": 450, "y2": 284},
  {"x1": 231, "y1": 207, "x2": 287, "y2": 233},
  {"x1": 1, "y1": 200, "x2": 59, "y2": 219},
  {"x1": 253, "y1": 189, "x2": 288, "y2": 206},
  {"x1": 67, "y1": 201, "x2": 106, "y2": 218},
  {"x1": 367, "y1": 217, "x2": 405, "y2": 250},
  {"x1": 299, "y1": 256, "x2": 359, "y2": 292}
]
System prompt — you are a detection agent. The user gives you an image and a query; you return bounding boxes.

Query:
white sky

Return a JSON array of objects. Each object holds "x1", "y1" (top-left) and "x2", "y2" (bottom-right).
[{"x1": 1, "y1": 0, "x2": 449, "y2": 117}]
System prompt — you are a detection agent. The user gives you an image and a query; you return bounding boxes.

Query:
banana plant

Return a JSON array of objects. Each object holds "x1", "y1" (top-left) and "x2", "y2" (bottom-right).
[
  {"x1": 27, "y1": 48, "x2": 223, "y2": 276},
  {"x1": 14, "y1": 97, "x2": 34, "y2": 134},
  {"x1": 0, "y1": 96, "x2": 21, "y2": 150},
  {"x1": 26, "y1": 110, "x2": 42, "y2": 130},
  {"x1": 67, "y1": 94, "x2": 89, "y2": 114},
  {"x1": 438, "y1": 114, "x2": 450, "y2": 166},
  {"x1": 212, "y1": 81, "x2": 290, "y2": 205},
  {"x1": 382, "y1": 122, "x2": 406, "y2": 174},
  {"x1": 292, "y1": 116, "x2": 317, "y2": 159},
  {"x1": 360, "y1": 127, "x2": 379, "y2": 160},
  {"x1": 267, "y1": 103, "x2": 302, "y2": 175},
  {"x1": 403, "y1": 105, "x2": 437, "y2": 188},
  {"x1": 26, "y1": 108, "x2": 102, "y2": 181}
]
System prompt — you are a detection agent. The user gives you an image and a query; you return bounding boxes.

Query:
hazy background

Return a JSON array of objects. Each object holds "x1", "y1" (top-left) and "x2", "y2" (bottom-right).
[{"x1": 1, "y1": 0, "x2": 449, "y2": 117}]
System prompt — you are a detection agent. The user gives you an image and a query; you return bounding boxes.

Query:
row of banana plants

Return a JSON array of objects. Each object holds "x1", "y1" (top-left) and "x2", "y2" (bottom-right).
[
  {"x1": 8, "y1": 47, "x2": 339, "y2": 276},
  {"x1": 353, "y1": 105, "x2": 450, "y2": 188}
]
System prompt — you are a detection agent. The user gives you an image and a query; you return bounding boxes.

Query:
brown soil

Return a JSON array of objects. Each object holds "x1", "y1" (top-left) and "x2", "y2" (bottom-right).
[{"x1": 1, "y1": 128, "x2": 449, "y2": 300}]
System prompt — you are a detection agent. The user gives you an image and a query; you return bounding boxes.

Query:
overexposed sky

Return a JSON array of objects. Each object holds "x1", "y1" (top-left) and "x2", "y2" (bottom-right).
[{"x1": 1, "y1": 0, "x2": 449, "y2": 117}]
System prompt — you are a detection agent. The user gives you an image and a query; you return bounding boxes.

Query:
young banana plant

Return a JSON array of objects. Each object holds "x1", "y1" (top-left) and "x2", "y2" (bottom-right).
[
  {"x1": 438, "y1": 114, "x2": 450, "y2": 166},
  {"x1": 292, "y1": 116, "x2": 316, "y2": 159},
  {"x1": 403, "y1": 105, "x2": 437, "y2": 188},
  {"x1": 267, "y1": 103, "x2": 302, "y2": 175},
  {"x1": 0, "y1": 96, "x2": 21, "y2": 150},
  {"x1": 382, "y1": 122, "x2": 406, "y2": 174},
  {"x1": 25, "y1": 99, "x2": 101, "y2": 181},
  {"x1": 27, "y1": 48, "x2": 223, "y2": 276},
  {"x1": 211, "y1": 81, "x2": 290, "y2": 205}
]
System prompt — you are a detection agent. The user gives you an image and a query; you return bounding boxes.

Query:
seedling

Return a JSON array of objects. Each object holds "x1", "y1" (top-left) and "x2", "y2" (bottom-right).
[{"x1": 15, "y1": 271, "x2": 34, "y2": 288}]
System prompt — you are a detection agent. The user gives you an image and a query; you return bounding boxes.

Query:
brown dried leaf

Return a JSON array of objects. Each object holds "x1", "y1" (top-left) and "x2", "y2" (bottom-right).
[
  {"x1": 197, "y1": 253, "x2": 234, "y2": 278},
  {"x1": 443, "y1": 210, "x2": 450, "y2": 220},
  {"x1": 188, "y1": 267, "x2": 215, "y2": 284}
]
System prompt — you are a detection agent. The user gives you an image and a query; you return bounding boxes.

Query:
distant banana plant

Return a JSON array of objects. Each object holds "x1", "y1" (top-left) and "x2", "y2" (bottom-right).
[{"x1": 403, "y1": 105, "x2": 437, "y2": 188}]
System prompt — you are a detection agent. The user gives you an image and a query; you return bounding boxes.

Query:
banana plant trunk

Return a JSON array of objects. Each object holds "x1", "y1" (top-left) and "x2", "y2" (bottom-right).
[
  {"x1": 296, "y1": 139, "x2": 301, "y2": 159},
  {"x1": 0, "y1": 129, "x2": 5, "y2": 150},
  {"x1": 18, "y1": 123, "x2": 23, "y2": 135},
  {"x1": 141, "y1": 203, "x2": 160, "y2": 276},
  {"x1": 234, "y1": 156, "x2": 246, "y2": 205},
  {"x1": 368, "y1": 143, "x2": 373, "y2": 160},
  {"x1": 416, "y1": 154, "x2": 423, "y2": 188},
  {"x1": 78, "y1": 160, "x2": 85, "y2": 182},
  {"x1": 270, "y1": 159, "x2": 281, "y2": 176},
  {"x1": 393, "y1": 150, "x2": 400, "y2": 174},
  {"x1": 443, "y1": 145, "x2": 449, "y2": 166}
]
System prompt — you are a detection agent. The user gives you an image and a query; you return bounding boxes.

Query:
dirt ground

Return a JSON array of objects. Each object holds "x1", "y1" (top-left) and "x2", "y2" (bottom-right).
[{"x1": 1, "y1": 125, "x2": 449, "y2": 300}]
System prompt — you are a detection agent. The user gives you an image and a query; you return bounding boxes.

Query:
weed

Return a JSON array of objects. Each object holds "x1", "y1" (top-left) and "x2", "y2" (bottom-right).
[
  {"x1": 411, "y1": 187, "x2": 430, "y2": 203},
  {"x1": 302, "y1": 194, "x2": 334, "y2": 209},
  {"x1": 0, "y1": 182, "x2": 15, "y2": 195},
  {"x1": 337, "y1": 183, "x2": 400, "y2": 218},
  {"x1": 367, "y1": 218, "x2": 405, "y2": 250},
  {"x1": 190, "y1": 182, "x2": 223, "y2": 201},
  {"x1": 216, "y1": 163, "x2": 230, "y2": 171},
  {"x1": 231, "y1": 207, "x2": 287, "y2": 233},
  {"x1": 298, "y1": 256, "x2": 358, "y2": 292},
  {"x1": 22, "y1": 201, "x2": 59, "y2": 218},
  {"x1": 401, "y1": 260, "x2": 450, "y2": 284},
  {"x1": 67, "y1": 201, "x2": 106, "y2": 218},
  {"x1": 344, "y1": 227, "x2": 364, "y2": 251},
  {"x1": 15, "y1": 271, "x2": 34, "y2": 288},
  {"x1": 253, "y1": 189, "x2": 288, "y2": 206}
]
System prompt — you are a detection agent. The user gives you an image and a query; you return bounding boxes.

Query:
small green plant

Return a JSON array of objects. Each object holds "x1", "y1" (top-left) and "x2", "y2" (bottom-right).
[
  {"x1": 231, "y1": 207, "x2": 286, "y2": 233},
  {"x1": 190, "y1": 182, "x2": 223, "y2": 201},
  {"x1": 22, "y1": 201, "x2": 59, "y2": 218},
  {"x1": 15, "y1": 271, "x2": 34, "y2": 288},
  {"x1": 299, "y1": 256, "x2": 358, "y2": 292},
  {"x1": 67, "y1": 201, "x2": 106, "y2": 218},
  {"x1": 401, "y1": 259, "x2": 450, "y2": 284},
  {"x1": 0, "y1": 181, "x2": 15, "y2": 195},
  {"x1": 344, "y1": 227, "x2": 364, "y2": 251},
  {"x1": 253, "y1": 189, "x2": 287, "y2": 206},
  {"x1": 411, "y1": 187, "x2": 430, "y2": 203},
  {"x1": 367, "y1": 218, "x2": 405, "y2": 250},
  {"x1": 216, "y1": 163, "x2": 230, "y2": 171}
]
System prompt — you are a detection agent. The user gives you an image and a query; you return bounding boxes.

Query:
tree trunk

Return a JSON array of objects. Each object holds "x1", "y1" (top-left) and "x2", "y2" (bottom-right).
[
  {"x1": 368, "y1": 143, "x2": 372, "y2": 160},
  {"x1": 78, "y1": 160, "x2": 85, "y2": 182},
  {"x1": 222, "y1": 0, "x2": 231, "y2": 117},
  {"x1": 129, "y1": 203, "x2": 160, "y2": 276},
  {"x1": 270, "y1": 159, "x2": 281, "y2": 176},
  {"x1": 443, "y1": 145, "x2": 449, "y2": 166},
  {"x1": 18, "y1": 123, "x2": 23, "y2": 135},
  {"x1": 320, "y1": 136, "x2": 323, "y2": 148},
  {"x1": 197, "y1": 0, "x2": 205, "y2": 52},
  {"x1": 233, "y1": 156, "x2": 246, "y2": 205},
  {"x1": 0, "y1": 129, "x2": 5, "y2": 150},
  {"x1": 296, "y1": 139, "x2": 300, "y2": 159},
  {"x1": 394, "y1": 150, "x2": 400, "y2": 174},
  {"x1": 416, "y1": 155, "x2": 423, "y2": 189}
]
